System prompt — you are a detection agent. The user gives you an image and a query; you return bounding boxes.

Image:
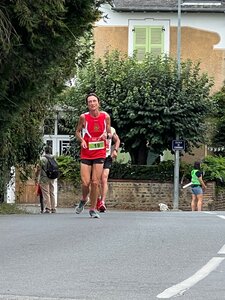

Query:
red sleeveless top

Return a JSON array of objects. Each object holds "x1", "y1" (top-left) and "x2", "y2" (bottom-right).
[{"x1": 81, "y1": 112, "x2": 107, "y2": 160}]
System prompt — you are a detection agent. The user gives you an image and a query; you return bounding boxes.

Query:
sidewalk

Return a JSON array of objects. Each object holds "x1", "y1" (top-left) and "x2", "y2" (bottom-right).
[{"x1": 18, "y1": 204, "x2": 75, "y2": 214}]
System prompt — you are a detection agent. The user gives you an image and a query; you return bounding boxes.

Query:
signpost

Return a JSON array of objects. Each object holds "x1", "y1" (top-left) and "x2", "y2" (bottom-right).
[
  {"x1": 173, "y1": 0, "x2": 182, "y2": 210},
  {"x1": 172, "y1": 140, "x2": 185, "y2": 151},
  {"x1": 173, "y1": 138, "x2": 185, "y2": 210}
]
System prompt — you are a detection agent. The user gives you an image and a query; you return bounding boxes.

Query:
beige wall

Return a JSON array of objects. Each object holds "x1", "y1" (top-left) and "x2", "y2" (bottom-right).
[
  {"x1": 94, "y1": 26, "x2": 128, "y2": 58},
  {"x1": 94, "y1": 25, "x2": 225, "y2": 92},
  {"x1": 94, "y1": 25, "x2": 225, "y2": 163},
  {"x1": 170, "y1": 26, "x2": 225, "y2": 92}
]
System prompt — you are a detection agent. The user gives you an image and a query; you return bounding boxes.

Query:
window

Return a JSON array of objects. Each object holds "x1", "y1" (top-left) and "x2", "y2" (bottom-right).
[
  {"x1": 128, "y1": 19, "x2": 169, "y2": 60},
  {"x1": 57, "y1": 118, "x2": 71, "y2": 135},
  {"x1": 43, "y1": 119, "x2": 55, "y2": 135},
  {"x1": 45, "y1": 140, "x2": 53, "y2": 153},
  {"x1": 133, "y1": 26, "x2": 164, "y2": 61},
  {"x1": 60, "y1": 140, "x2": 71, "y2": 155}
]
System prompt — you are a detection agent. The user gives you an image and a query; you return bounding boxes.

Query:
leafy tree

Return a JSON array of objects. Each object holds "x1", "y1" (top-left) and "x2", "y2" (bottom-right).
[
  {"x1": 61, "y1": 51, "x2": 214, "y2": 164},
  {"x1": 210, "y1": 84, "x2": 225, "y2": 154},
  {"x1": 202, "y1": 155, "x2": 225, "y2": 183},
  {"x1": 0, "y1": 0, "x2": 109, "y2": 197}
]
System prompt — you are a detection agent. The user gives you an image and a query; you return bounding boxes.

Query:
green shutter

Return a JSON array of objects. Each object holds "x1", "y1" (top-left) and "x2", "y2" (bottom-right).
[
  {"x1": 149, "y1": 27, "x2": 164, "y2": 56},
  {"x1": 133, "y1": 26, "x2": 164, "y2": 60},
  {"x1": 133, "y1": 27, "x2": 148, "y2": 61}
]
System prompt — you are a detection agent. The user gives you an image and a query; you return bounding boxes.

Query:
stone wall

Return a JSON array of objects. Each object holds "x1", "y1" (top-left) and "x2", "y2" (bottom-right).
[
  {"x1": 58, "y1": 180, "x2": 219, "y2": 211},
  {"x1": 58, "y1": 180, "x2": 79, "y2": 207},
  {"x1": 215, "y1": 188, "x2": 225, "y2": 211}
]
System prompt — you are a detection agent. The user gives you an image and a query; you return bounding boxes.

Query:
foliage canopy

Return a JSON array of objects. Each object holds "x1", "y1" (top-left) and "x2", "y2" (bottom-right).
[
  {"x1": 62, "y1": 51, "x2": 213, "y2": 164},
  {"x1": 0, "y1": 0, "x2": 108, "y2": 195},
  {"x1": 210, "y1": 84, "x2": 225, "y2": 154}
]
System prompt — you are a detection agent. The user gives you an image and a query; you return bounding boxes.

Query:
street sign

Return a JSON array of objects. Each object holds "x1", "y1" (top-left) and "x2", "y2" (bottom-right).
[{"x1": 172, "y1": 140, "x2": 185, "y2": 151}]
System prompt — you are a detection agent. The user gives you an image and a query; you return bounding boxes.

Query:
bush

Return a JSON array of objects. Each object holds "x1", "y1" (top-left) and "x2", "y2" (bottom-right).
[
  {"x1": 0, "y1": 203, "x2": 28, "y2": 214},
  {"x1": 56, "y1": 155, "x2": 80, "y2": 187},
  {"x1": 202, "y1": 155, "x2": 225, "y2": 184},
  {"x1": 57, "y1": 155, "x2": 225, "y2": 185},
  {"x1": 109, "y1": 160, "x2": 191, "y2": 182}
]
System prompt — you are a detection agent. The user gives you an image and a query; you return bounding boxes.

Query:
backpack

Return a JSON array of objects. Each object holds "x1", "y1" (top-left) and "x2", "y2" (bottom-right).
[{"x1": 44, "y1": 156, "x2": 59, "y2": 179}]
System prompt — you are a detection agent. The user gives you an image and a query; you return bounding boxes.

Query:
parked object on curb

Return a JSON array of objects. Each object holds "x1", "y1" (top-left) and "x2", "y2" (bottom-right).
[{"x1": 159, "y1": 203, "x2": 170, "y2": 211}]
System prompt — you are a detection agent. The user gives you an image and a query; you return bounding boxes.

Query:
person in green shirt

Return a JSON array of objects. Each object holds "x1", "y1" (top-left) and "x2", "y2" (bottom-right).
[{"x1": 191, "y1": 161, "x2": 207, "y2": 211}]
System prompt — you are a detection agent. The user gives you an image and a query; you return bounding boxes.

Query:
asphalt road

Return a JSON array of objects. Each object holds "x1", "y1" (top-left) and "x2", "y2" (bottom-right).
[{"x1": 0, "y1": 209, "x2": 225, "y2": 300}]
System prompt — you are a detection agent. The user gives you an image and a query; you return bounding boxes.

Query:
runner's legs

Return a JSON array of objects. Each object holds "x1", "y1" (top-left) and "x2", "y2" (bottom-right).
[
  {"x1": 90, "y1": 163, "x2": 104, "y2": 210},
  {"x1": 80, "y1": 162, "x2": 92, "y2": 201}
]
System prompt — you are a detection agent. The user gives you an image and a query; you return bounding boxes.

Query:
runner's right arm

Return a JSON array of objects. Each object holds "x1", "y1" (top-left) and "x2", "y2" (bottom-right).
[{"x1": 75, "y1": 115, "x2": 87, "y2": 149}]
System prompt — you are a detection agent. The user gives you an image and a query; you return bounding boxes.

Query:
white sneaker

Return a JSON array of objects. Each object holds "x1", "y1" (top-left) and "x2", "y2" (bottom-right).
[
  {"x1": 75, "y1": 200, "x2": 86, "y2": 214},
  {"x1": 89, "y1": 210, "x2": 100, "y2": 218}
]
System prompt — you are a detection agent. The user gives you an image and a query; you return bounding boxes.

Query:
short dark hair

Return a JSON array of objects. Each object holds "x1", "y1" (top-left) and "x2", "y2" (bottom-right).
[
  {"x1": 194, "y1": 161, "x2": 201, "y2": 169},
  {"x1": 44, "y1": 146, "x2": 52, "y2": 154},
  {"x1": 85, "y1": 93, "x2": 100, "y2": 104}
]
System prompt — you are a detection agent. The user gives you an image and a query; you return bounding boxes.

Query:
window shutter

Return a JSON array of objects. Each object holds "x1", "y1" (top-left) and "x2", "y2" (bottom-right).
[
  {"x1": 133, "y1": 27, "x2": 148, "y2": 61},
  {"x1": 149, "y1": 27, "x2": 164, "y2": 56},
  {"x1": 133, "y1": 26, "x2": 164, "y2": 60}
]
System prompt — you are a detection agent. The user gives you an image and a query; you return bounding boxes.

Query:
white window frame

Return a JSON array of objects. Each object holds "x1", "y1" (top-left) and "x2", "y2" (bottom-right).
[{"x1": 128, "y1": 18, "x2": 170, "y2": 57}]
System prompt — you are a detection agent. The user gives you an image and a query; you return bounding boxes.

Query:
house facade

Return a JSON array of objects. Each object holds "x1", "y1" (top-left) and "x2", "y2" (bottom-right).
[
  {"x1": 9, "y1": 1, "x2": 225, "y2": 205},
  {"x1": 93, "y1": 0, "x2": 225, "y2": 162}
]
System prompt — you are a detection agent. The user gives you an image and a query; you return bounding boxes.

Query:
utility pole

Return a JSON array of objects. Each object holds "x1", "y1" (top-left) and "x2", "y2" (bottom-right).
[{"x1": 173, "y1": 0, "x2": 182, "y2": 210}]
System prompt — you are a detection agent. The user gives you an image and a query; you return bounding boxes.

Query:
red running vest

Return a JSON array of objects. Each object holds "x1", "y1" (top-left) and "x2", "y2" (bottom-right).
[{"x1": 81, "y1": 112, "x2": 107, "y2": 160}]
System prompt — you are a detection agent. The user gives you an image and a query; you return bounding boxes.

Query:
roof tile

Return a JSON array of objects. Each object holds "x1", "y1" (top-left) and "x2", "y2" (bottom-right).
[{"x1": 112, "y1": 0, "x2": 225, "y2": 12}]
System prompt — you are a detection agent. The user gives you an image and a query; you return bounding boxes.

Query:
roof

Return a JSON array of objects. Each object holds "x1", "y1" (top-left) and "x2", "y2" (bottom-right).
[{"x1": 112, "y1": 0, "x2": 225, "y2": 12}]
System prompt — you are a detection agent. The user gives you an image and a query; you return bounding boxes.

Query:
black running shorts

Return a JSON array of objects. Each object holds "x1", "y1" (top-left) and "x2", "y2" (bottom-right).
[
  {"x1": 81, "y1": 158, "x2": 105, "y2": 165},
  {"x1": 103, "y1": 156, "x2": 113, "y2": 169}
]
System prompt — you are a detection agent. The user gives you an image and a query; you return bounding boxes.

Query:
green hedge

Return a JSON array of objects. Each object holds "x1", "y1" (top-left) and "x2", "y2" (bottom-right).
[
  {"x1": 56, "y1": 155, "x2": 80, "y2": 186},
  {"x1": 56, "y1": 155, "x2": 225, "y2": 185},
  {"x1": 109, "y1": 161, "x2": 174, "y2": 181},
  {"x1": 202, "y1": 155, "x2": 225, "y2": 185}
]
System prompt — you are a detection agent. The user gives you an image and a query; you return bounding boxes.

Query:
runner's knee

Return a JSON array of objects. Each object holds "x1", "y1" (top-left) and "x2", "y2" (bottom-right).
[
  {"x1": 91, "y1": 180, "x2": 99, "y2": 189},
  {"x1": 82, "y1": 181, "x2": 90, "y2": 189},
  {"x1": 101, "y1": 176, "x2": 108, "y2": 185}
]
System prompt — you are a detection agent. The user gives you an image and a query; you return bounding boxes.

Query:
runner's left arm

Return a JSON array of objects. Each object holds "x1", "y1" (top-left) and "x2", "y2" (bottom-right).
[
  {"x1": 106, "y1": 113, "x2": 111, "y2": 135},
  {"x1": 99, "y1": 112, "x2": 111, "y2": 140},
  {"x1": 111, "y1": 132, "x2": 120, "y2": 159}
]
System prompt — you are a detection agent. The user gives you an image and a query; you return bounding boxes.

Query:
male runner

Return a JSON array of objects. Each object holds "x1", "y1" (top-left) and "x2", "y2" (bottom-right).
[{"x1": 75, "y1": 93, "x2": 111, "y2": 218}]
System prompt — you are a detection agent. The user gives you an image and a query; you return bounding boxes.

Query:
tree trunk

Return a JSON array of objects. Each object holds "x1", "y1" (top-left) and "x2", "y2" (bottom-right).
[{"x1": 130, "y1": 143, "x2": 148, "y2": 165}]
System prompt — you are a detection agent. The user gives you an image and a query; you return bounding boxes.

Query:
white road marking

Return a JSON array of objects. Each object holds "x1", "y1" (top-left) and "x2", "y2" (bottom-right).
[
  {"x1": 218, "y1": 244, "x2": 225, "y2": 255},
  {"x1": 157, "y1": 257, "x2": 225, "y2": 298},
  {"x1": 203, "y1": 212, "x2": 225, "y2": 220}
]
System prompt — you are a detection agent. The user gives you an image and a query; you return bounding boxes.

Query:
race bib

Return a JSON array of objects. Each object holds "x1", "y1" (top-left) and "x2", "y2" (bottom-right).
[{"x1": 88, "y1": 140, "x2": 105, "y2": 150}]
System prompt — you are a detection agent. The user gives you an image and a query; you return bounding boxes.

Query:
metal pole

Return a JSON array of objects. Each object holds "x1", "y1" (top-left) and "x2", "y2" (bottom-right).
[
  {"x1": 177, "y1": 0, "x2": 181, "y2": 81},
  {"x1": 173, "y1": 137, "x2": 180, "y2": 210},
  {"x1": 173, "y1": 0, "x2": 181, "y2": 210}
]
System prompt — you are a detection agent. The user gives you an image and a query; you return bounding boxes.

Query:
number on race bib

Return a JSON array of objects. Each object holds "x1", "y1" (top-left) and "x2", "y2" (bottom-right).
[{"x1": 88, "y1": 141, "x2": 104, "y2": 150}]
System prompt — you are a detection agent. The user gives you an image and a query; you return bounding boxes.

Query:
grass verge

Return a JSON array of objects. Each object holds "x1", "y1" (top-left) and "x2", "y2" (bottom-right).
[{"x1": 0, "y1": 203, "x2": 28, "y2": 214}]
